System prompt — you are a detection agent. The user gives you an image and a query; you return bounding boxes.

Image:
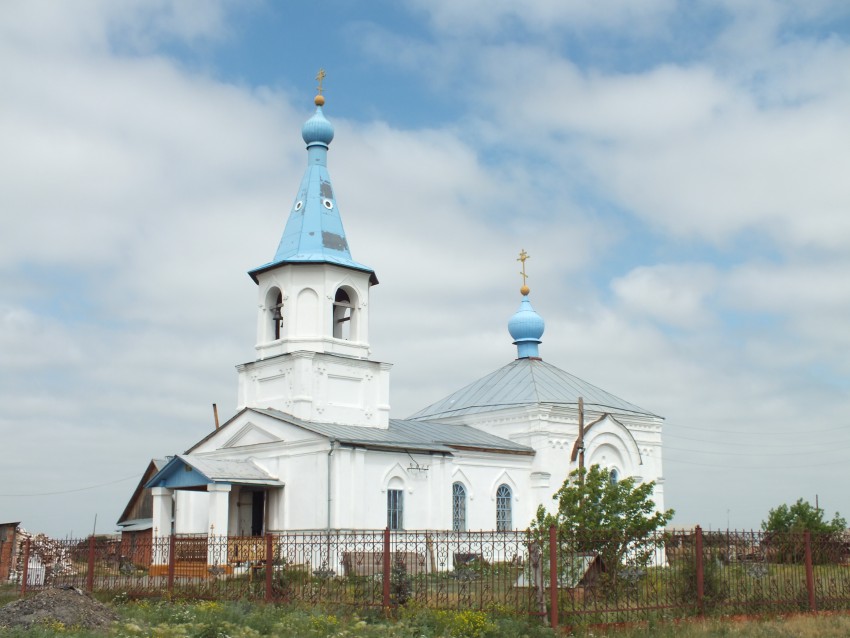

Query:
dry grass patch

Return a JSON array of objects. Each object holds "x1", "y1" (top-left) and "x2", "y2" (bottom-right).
[{"x1": 590, "y1": 613, "x2": 850, "y2": 637}]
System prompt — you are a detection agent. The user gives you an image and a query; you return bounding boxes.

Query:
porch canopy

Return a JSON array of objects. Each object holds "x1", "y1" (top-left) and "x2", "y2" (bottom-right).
[
  {"x1": 145, "y1": 455, "x2": 283, "y2": 544},
  {"x1": 146, "y1": 454, "x2": 283, "y2": 490}
]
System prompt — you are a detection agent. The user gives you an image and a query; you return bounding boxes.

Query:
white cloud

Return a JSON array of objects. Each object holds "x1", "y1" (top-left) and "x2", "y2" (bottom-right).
[
  {"x1": 0, "y1": 0, "x2": 233, "y2": 57},
  {"x1": 468, "y1": 45, "x2": 850, "y2": 249},
  {"x1": 0, "y1": 306, "x2": 84, "y2": 368},
  {"x1": 612, "y1": 264, "x2": 719, "y2": 328},
  {"x1": 408, "y1": 0, "x2": 677, "y2": 37},
  {"x1": 724, "y1": 260, "x2": 850, "y2": 374},
  {"x1": 2, "y1": 0, "x2": 849, "y2": 536}
]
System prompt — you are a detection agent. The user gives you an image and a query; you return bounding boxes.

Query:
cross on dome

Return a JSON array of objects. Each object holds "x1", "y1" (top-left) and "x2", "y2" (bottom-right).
[
  {"x1": 315, "y1": 68, "x2": 327, "y2": 106},
  {"x1": 508, "y1": 249, "x2": 544, "y2": 359},
  {"x1": 517, "y1": 249, "x2": 531, "y2": 296}
]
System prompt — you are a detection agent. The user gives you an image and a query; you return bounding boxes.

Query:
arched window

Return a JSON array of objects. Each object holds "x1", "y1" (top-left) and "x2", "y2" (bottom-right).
[
  {"x1": 496, "y1": 484, "x2": 512, "y2": 531},
  {"x1": 609, "y1": 468, "x2": 619, "y2": 485},
  {"x1": 452, "y1": 482, "x2": 467, "y2": 532},
  {"x1": 332, "y1": 288, "x2": 353, "y2": 339}
]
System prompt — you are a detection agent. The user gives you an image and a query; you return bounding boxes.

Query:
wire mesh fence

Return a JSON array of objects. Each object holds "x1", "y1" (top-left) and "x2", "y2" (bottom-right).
[{"x1": 9, "y1": 527, "x2": 850, "y2": 629}]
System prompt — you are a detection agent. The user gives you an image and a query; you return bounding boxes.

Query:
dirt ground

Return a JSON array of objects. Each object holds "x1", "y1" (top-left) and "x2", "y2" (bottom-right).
[{"x1": 0, "y1": 586, "x2": 117, "y2": 629}]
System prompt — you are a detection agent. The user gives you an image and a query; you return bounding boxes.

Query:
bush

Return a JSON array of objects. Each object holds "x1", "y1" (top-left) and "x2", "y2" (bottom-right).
[
  {"x1": 389, "y1": 558, "x2": 412, "y2": 606},
  {"x1": 672, "y1": 555, "x2": 725, "y2": 611}
]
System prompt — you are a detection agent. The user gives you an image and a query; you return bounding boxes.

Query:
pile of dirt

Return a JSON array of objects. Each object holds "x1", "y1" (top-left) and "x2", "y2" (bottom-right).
[{"x1": 0, "y1": 586, "x2": 117, "y2": 630}]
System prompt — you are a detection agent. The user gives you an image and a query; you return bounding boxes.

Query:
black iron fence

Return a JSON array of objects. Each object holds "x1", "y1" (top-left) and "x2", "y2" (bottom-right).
[{"x1": 11, "y1": 527, "x2": 850, "y2": 630}]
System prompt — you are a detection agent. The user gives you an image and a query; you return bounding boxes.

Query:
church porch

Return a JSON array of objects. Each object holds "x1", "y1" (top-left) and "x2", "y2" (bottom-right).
[{"x1": 146, "y1": 455, "x2": 283, "y2": 575}]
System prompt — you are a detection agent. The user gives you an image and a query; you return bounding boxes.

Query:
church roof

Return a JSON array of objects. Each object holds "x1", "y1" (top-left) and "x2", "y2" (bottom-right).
[
  {"x1": 251, "y1": 408, "x2": 534, "y2": 455},
  {"x1": 249, "y1": 96, "x2": 377, "y2": 284},
  {"x1": 408, "y1": 357, "x2": 660, "y2": 420}
]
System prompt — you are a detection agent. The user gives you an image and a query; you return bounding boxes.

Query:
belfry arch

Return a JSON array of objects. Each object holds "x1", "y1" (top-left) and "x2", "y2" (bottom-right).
[
  {"x1": 264, "y1": 286, "x2": 284, "y2": 342},
  {"x1": 332, "y1": 285, "x2": 359, "y2": 341}
]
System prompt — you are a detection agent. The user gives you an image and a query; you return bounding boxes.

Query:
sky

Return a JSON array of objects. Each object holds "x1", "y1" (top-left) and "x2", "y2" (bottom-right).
[{"x1": 1, "y1": 0, "x2": 849, "y2": 537}]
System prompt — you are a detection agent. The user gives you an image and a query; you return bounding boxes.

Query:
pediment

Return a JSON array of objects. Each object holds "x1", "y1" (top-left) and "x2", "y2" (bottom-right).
[{"x1": 221, "y1": 423, "x2": 282, "y2": 449}]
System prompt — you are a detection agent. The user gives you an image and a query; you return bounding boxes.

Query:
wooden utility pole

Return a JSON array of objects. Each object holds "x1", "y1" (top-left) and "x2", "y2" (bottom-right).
[
  {"x1": 578, "y1": 396, "x2": 585, "y2": 472},
  {"x1": 577, "y1": 396, "x2": 585, "y2": 487}
]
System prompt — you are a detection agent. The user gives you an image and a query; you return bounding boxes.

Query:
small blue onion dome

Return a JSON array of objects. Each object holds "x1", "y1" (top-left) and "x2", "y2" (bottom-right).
[
  {"x1": 508, "y1": 295, "x2": 545, "y2": 358},
  {"x1": 302, "y1": 95, "x2": 334, "y2": 147}
]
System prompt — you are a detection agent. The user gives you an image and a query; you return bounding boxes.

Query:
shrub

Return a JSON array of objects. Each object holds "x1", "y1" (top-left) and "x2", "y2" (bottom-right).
[
  {"x1": 672, "y1": 554, "x2": 725, "y2": 611},
  {"x1": 389, "y1": 558, "x2": 412, "y2": 606}
]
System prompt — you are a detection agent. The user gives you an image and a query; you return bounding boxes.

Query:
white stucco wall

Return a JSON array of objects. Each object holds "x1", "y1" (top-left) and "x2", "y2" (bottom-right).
[
  {"x1": 173, "y1": 396, "x2": 664, "y2": 534},
  {"x1": 236, "y1": 352, "x2": 391, "y2": 428}
]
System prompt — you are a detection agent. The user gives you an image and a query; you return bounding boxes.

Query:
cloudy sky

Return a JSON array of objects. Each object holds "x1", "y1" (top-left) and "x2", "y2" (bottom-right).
[{"x1": 2, "y1": 0, "x2": 849, "y2": 537}]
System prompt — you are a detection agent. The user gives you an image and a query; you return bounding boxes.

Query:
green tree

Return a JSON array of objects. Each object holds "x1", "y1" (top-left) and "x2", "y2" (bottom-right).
[
  {"x1": 762, "y1": 498, "x2": 846, "y2": 535},
  {"x1": 531, "y1": 465, "x2": 674, "y2": 579},
  {"x1": 762, "y1": 498, "x2": 846, "y2": 564}
]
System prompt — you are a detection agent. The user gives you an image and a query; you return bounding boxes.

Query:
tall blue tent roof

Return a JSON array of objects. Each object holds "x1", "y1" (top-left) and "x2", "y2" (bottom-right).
[{"x1": 249, "y1": 98, "x2": 377, "y2": 284}]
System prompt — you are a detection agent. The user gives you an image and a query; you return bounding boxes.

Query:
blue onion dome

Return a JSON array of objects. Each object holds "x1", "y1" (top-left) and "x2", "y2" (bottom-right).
[
  {"x1": 302, "y1": 95, "x2": 335, "y2": 147},
  {"x1": 509, "y1": 289, "x2": 545, "y2": 359}
]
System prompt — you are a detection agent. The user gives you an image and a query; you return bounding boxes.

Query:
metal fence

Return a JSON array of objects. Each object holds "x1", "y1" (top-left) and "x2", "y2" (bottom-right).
[{"x1": 11, "y1": 527, "x2": 850, "y2": 630}]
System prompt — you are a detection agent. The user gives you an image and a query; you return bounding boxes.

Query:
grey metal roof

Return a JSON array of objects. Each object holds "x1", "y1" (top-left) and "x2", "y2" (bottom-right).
[
  {"x1": 145, "y1": 454, "x2": 283, "y2": 489},
  {"x1": 252, "y1": 408, "x2": 533, "y2": 455},
  {"x1": 117, "y1": 519, "x2": 153, "y2": 532},
  {"x1": 408, "y1": 358, "x2": 659, "y2": 420},
  {"x1": 177, "y1": 455, "x2": 282, "y2": 484}
]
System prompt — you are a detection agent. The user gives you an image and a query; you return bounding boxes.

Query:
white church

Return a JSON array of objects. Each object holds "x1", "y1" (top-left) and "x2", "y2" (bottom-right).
[{"x1": 129, "y1": 89, "x2": 665, "y2": 542}]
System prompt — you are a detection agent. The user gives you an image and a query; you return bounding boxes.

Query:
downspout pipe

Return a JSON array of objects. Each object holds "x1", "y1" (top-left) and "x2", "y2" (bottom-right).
[{"x1": 327, "y1": 440, "x2": 336, "y2": 530}]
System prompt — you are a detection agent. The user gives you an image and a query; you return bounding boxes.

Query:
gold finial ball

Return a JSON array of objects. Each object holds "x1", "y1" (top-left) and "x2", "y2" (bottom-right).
[
  {"x1": 521, "y1": 285, "x2": 530, "y2": 296},
  {"x1": 314, "y1": 94, "x2": 325, "y2": 107}
]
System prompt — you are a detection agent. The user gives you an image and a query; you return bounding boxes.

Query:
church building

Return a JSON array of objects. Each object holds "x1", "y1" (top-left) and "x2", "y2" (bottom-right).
[{"x1": 133, "y1": 87, "x2": 665, "y2": 542}]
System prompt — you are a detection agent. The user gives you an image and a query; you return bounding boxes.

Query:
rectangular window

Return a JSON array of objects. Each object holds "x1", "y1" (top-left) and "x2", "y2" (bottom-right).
[{"x1": 387, "y1": 489, "x2": 404, "y2": 530}]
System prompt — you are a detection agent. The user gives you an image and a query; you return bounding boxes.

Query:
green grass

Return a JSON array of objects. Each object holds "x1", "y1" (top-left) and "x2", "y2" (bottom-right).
[
  {"x1": 2, "y1": 597, "x2": 850, "y2": 637},
  {"x1": 0, "y1": 599, "x2": 551, "y2": 637},
  {"x1": 0, "y1": 586, "x2": 18, "y2": 608}
]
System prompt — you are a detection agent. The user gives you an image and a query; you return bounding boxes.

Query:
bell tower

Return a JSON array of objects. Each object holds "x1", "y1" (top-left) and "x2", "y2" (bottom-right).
[{"x1": 236, "y1": 77, "x2": 391, "y2": 428}]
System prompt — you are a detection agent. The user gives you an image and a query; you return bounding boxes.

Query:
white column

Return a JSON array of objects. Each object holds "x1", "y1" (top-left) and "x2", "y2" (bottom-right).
[
  {"x1": 151, "y1": 487, "x2": 173, "y2": 566},
  {"x1": 207, "y1": 483, "x2": 232, "y2": 567},
  {"x1": 267, "y1": 487, "x2": 285, "y2": 531}
]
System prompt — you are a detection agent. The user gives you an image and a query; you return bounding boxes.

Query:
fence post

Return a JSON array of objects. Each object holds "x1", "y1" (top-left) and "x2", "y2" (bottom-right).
[
  {"x1": 167, "y1": 533, "x2": 176, "y2": 596},
  {"x1": 804, "y1": 530, "x2": 816, "y2": 612},
  {"x1": 548, "y1": 526, "x2": 559, "y2": 629},
  {"x1": 695, "y1": 525, "x2": 704, "y2": 615},
  {"x1": 265, "y1": 533, "x2": 273, "y2": 603},
  {"x1": 20, "y1": 538, "x2": 30, "y2": 597},
  {"x1": 86, "y1": 535, "x2": 96, "y2": 593},
  {"x1": 382, "y1": 528, "x2": 391, "y2": 608}
]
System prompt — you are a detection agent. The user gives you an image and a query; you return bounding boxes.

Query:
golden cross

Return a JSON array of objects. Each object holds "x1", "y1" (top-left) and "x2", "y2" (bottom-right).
[
  {"x1": 316, "y1": 68, "x2": 326, "y2": 95},
  {"x1": 517, "y1": 249, "x2": 530, "y2": 286}
]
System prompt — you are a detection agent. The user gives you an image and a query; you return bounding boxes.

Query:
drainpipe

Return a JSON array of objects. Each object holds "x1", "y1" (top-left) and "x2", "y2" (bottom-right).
[{"x1": 327, "y1": 440, "x2": 336, "y2": 530}]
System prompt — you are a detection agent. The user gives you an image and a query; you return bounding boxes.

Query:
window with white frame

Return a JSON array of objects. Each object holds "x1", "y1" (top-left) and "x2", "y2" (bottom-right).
[
  {"x1": 452, "y1": 482, "x2": 467, "y2": 532},
  {"x1": 609, "y1": 468, "x2": 619, "y2": 485},
  {"x1": 496, "y1": 484, "x2": 512, "y2": 531},
  {"x1": 387, "y1": 489, "x2": 404, "y2": 530}
]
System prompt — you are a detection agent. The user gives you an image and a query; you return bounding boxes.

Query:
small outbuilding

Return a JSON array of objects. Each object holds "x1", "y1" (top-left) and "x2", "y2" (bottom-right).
[{"x1": 0, "y1": 522, "x2": 21, "y2": 582}]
